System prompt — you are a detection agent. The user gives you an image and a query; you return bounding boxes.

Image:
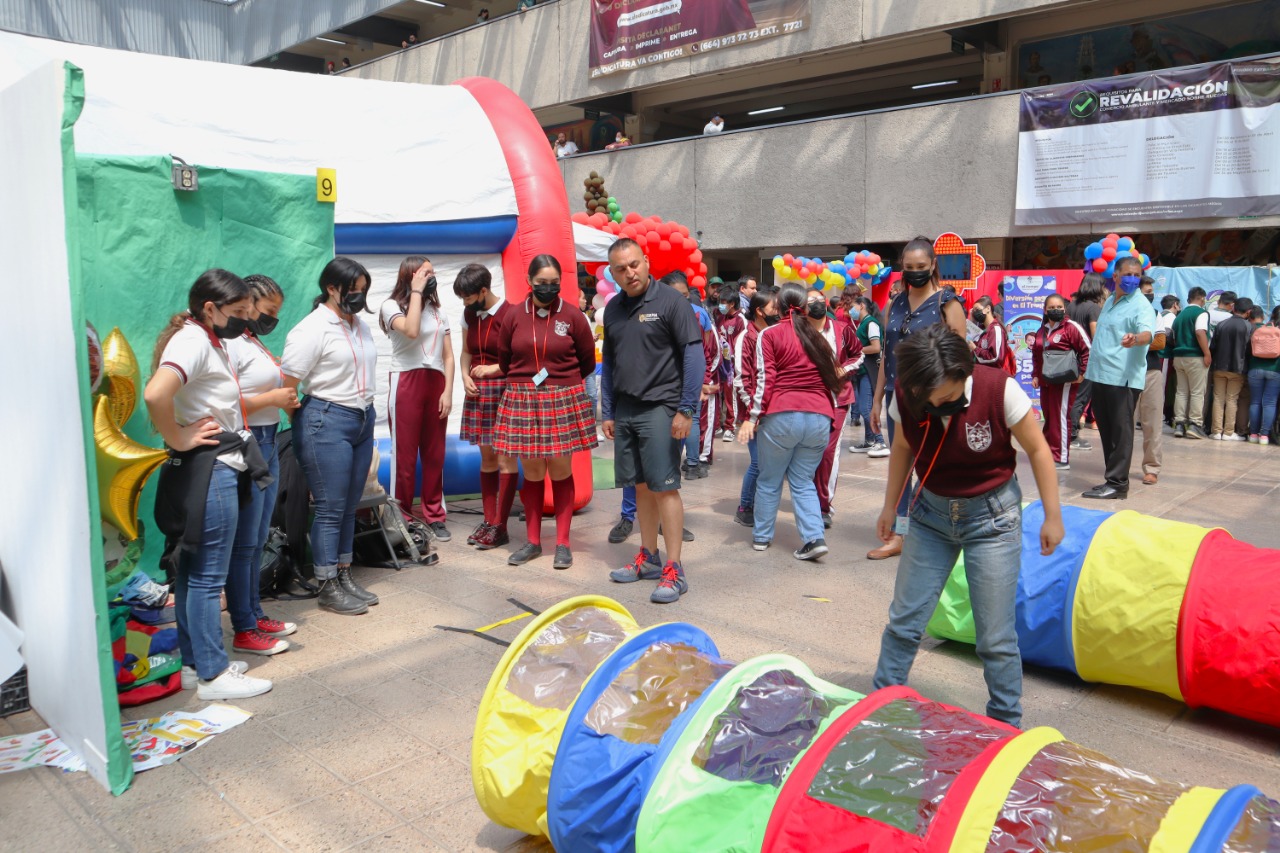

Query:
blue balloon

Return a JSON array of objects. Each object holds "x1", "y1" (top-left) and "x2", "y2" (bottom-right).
[
  {"x1": 1084, "y1": 243, "x2": 1103, "y2": 260},
  {"x1": 603, "y1": 266, "x2": 617, "y2": 285},
  {"x1": 1117, "y1": 237, "x2": 1134, "y2": 252},
  {"x1": 1105, "y1": 259, "x2": 1117, "y2": 278}
]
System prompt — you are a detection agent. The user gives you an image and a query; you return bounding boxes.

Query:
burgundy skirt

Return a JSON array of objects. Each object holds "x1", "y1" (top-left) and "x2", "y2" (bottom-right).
[
  {"x1": 492, "y1": 383, "x2": 598, "y2": 458},
  {"x1": 460, "y1": 376, "x2": 505, "y2": 446}
]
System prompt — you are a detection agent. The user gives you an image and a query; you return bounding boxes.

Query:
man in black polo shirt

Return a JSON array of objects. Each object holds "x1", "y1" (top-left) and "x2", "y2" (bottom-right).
[{"x1": 601, "y1": 238, "x2": 704, "y2": 603}]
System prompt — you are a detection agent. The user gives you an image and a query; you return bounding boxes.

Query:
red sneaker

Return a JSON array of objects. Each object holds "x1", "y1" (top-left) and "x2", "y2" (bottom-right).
[
  {"x1": 233, "y1": 629, "x2": 289, "y2": 656},
  {"x1": 257, "y1": 618, "x2": 297, "y2": 638}
]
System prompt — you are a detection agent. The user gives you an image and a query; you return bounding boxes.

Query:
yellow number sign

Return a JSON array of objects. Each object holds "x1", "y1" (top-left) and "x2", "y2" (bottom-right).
[{"x1": 316, "y1": 168, "x2": 337, "y2": 203}]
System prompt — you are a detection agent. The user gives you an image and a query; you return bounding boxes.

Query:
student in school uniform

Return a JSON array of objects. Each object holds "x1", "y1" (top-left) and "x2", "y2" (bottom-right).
[
  {"x1": 971, "y1": 296, "x2": 1009, "y2": 369},
  {"x1": 715, "y1": 282, "x2": 748, "y2": 440},
  {"x1": 732, "y1": 289, "x2": 780, "y2": 528},
  {"x1": 454, "y1": 263, "x2": 520, "y2": 551},
  {"x1": 145, "y1": 269, "x2": 274, "y2": 700},
  {"x1": 492, "y1": 255, "x2": 598, "y2": 569},
  {"x1": 1030, "y1": 293, "x2": 1091, "y2": 471},
  {"x1": 873, "y1": 325, "x2": 1063, "y2": 728},
  {"x1": 808, "y1": 288, "x2": 863, "y2": 529},
  {"x1": 281, "y1": 258, "x2": 380, "y2": 616},
  {"x1": 224, "y1": 274, "x2": 299, "y2": 657},
  {"x1": 380, "y1": 256, "x2": 455, "y2": 539}
]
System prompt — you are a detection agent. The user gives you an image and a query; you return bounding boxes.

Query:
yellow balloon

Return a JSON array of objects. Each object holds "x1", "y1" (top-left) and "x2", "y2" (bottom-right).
[
  {"x1": 93, "y1": 395, "x2": 167, "y2": 541},
  {"x1": 101, "y1": 327, "x2": 142, "y2": 428}
]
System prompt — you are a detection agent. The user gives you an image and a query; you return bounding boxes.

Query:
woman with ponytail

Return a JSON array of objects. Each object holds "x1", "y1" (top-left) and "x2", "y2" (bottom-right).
[
  {"x1": 380, "y1": 256, "x2": 455, "y2": 539},
  {"x1": 867, "y1": 236, "x2": 968, "y2": 561},
  {"x1": 732, "y1": 288, "x2": 780, "y2": 528},
  {"x1": 739, "y1": 283, "x2": 844, "y2": 560},
  {"x1": 281, "y1": 258, "x2": 379, "y2": 616},
  {"x1": 145, "y1": 269, "x2": 274, "y2": 700},
  {"x1": 224, "y1": 274, "x2": 299, "y2": 656}
]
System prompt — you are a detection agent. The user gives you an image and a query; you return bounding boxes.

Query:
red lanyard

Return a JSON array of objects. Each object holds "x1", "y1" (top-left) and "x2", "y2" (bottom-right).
[
  {"x1": 894, "y1": 415, "x2": 953, "y2": 516},
  {"x1": 530, "y1": 302, "x2": 553, "y2": 373},
  {"x1": 418, "y1": 306, "x2": 443, "y2": 363},
  {"x1": 337, "y1": 316, "x2": 368, "y2": 401},
  {"x1": 248, "y1": 334, "x2": 285, "y2": 384},
  {"x1": 477, "y1": 304, "x2": 498, "y2": 365}
]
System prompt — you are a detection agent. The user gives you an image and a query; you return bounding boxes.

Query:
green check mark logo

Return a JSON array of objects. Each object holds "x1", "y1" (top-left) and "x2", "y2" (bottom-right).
[{"x1": 1069, "y1": 90, "x2": 1098, "y2": 118}]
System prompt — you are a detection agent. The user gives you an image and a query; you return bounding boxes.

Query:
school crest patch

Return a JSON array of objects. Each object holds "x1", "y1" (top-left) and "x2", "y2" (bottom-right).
[
  {"x1": 966, "y1": 421, "x2": 992, "y2": 453},
  {"x1": 554, "y1": 320, "x2": 570, "y2": 336}
]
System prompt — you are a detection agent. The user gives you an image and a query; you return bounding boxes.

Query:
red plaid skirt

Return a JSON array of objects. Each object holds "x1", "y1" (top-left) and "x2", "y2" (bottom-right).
[
  {"x1": 460, "y1": 376, "x2": 504, "y2": 446},
  {"x1": 492, "y1": 383, "x2": 598, "y2": 458}
]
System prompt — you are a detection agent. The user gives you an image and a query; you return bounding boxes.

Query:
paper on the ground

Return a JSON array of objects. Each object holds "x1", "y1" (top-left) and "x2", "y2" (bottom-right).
[
  {"x1": 0, "y1": 610, "x2": 23, "y2": 683},
  {"x1": 0, "y1": 729, "x2": 86, "y2": 774},
  {"x1": 122, "y1": 703, "x2": 252, "y2": 772}
]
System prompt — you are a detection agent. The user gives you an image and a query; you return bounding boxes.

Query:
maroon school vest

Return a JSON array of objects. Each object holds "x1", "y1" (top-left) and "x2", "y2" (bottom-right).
[{"x1": 895, "y1": 366, "x2": 1016, "y2": 498}]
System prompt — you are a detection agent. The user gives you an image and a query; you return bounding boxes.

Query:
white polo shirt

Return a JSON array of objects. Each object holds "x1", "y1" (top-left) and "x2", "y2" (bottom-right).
[
  {"x1": 281, "y1": 305, "x2": 378, "y2": 409},
  {"x1": 227, "y1": 334, "x2": 285, "y2": 427},
  {"x1": 157, "y1": 321, "x2": 247, "y2": 470},
  {"x1": 379, "y1": 299, "x2": 451, "y2": 373}
]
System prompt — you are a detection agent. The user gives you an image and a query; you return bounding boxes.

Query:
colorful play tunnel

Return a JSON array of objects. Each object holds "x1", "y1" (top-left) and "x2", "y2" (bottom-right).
[
  {"x1": 927, "y1": 502, "x2": 1280, "y2": 728},
  {"x1": 472, "y1": 595, "x2": 1280, "y2": 851}
]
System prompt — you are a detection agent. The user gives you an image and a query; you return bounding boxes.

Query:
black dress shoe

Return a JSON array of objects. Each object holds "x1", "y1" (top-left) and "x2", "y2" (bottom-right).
[
  {"x1": 553, "y1": 545, "x2": 573, "y2": 569},
  {"x1": 1081, "y1": 485, "x2": 1128, "y2": 500},
  {"x1": 508, "y1": 542, "x2": 543, "y2": 565}
]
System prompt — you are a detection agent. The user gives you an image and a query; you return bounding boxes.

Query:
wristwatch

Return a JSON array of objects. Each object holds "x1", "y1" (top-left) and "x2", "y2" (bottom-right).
[{"x1": 677, "y1": 406, "x2": 696, "y2": 418}]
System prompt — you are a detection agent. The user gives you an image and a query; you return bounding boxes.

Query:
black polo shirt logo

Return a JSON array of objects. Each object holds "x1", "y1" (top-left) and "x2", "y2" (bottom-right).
[{"x1": 639, "y1": 313, "x2": 660, "y2": 322}]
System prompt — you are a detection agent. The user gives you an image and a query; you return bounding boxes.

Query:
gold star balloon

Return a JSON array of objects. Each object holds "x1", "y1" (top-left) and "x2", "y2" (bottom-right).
[
  {"x1": 101, "y1": 327, "x2": 142, "y2": 428},
  {"x1": 93, "y1": 395, "x2": 167, "y2": 541}
]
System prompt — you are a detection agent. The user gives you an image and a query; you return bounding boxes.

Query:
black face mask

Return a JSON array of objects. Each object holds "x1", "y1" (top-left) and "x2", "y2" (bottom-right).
[
  {"x1": 341, "y1": 290, "x2": 367, "y2": 314},
  {"x1": 423, "y1": 274, "x2": 438, "y2": 295},
  {"x1": 214, "y1": 315, "x2": 249, "y2": 340},
  {"x1": 531, "y1": 285, "x2": 560, "y2": 305},
  {"x1": 972, "y1": 309, "x2": 987, "y2": 324},
  {"x1": 764, "y1": 313, "x2": 781, "y2": 326},
  {"x1": 902, "y1": 269, "x2": 933, "y2": 288},
  {"x1": 248, "y1": 314, "x2": 279, "y2": 337},
  {"x1": 923, "y1": 395, "x2": 968, "y2": 418},
  {"x1": 1144, "y1": 292, "x2": 1155, "y2": 303},
  {"x1": 1044, "y1": 309, "x2": 1066, "y2": 323},
  {"x1": 806, "y1": 301, "x2": 827, "y2": 320}
]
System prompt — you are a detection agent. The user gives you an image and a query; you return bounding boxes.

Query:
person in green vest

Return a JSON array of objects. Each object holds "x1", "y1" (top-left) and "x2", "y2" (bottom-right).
[
  {"x1": 848, "y1": 296, "x2": 884, "y2": 453},
  {"x1": 1170, "y1": 286, "x2": 1212, "y2": 440}
]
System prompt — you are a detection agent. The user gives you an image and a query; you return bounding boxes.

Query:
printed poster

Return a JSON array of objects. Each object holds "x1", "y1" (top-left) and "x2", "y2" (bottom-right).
[
  {"x1": 590, "y1": 0, "x2": 809, "y2": 78},
  {"x1": 1015, "y1": 58, "x2": 1280, "y2": 225},
  {"x1": 1001, "y1": 275, "x2": 1060, "y2": 420}
]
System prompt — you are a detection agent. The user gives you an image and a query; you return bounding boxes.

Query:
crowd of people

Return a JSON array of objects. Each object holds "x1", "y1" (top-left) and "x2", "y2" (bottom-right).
[{"x1": 140, "y1": 236, "x2": 1275, "y2": 725}]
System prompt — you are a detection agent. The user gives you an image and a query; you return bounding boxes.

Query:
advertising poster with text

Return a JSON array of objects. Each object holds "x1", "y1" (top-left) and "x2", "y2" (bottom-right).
[
  {"x1": 1015, "y1": 58, "x2": 1280, "y2": 225},
  {"x1": 589, "y1": 0, "x2": 809, "y2": 78},
  {"x1": 1002, "y1": 275, "x2": 1058, "y2": 420}
]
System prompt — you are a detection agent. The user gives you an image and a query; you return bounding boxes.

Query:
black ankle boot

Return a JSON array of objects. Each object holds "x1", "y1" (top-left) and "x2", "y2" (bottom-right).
[
  {"x1": 338, "y1": 567, "x2": 379, "y2": 606},
  {"x1": 318, "y1": 577, "x2": 368, "y2": 615}
]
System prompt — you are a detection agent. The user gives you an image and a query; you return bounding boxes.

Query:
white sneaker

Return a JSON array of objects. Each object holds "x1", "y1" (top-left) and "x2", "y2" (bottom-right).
[
  {"x1": 196, "y1": 666, "x2": 272, "y2": 700},
  {"x1": 722, "y1": 431, "x2": 734, "y2": 442},
  {"x1": 867, "y1": 441, "x2": 891, "y2": 459},
  {"x1": 181, "y1": 660, "x2": 248, "y2": 690},
  {"x1": 1249, "y1": 434, "x2": 1261, "y2": 444},
  {"x1": 1211, "y1": 433, "x2": 1224, "y2": 440},
  {"x1": 1263, "y1": 436, "x2": 1271, "y2": 446},
  {"x1": 1224, "y1": 433, "x2": 1245, "y2": 442}
]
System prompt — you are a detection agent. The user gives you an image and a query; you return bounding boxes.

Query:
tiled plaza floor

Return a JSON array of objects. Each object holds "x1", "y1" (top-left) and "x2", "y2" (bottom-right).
[{"x1": 3, "y1": 424, "x2": 1279, "y2": 851}]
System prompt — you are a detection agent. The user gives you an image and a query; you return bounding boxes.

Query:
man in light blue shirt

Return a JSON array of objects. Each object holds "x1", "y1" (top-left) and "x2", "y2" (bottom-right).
[{"x1": 1081, "y1": 256, "x2": 1154, "y2": 500}]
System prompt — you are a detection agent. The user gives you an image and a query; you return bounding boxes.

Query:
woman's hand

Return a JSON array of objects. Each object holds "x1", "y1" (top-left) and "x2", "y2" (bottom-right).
[
  {"x1": 870, "y1": 398, "x2": 882, "y2": 436},
  {"x1": 173, "y1": 417, "x2": 221, "y2": 451},
  {"x1": 737, "y1": 420, "x2": 756, "y2": 444},
  {"x1": 267, "y1": 387, "x2": 300, "y2": 410},
  {"x1": 1040, "y1": 516, "x2": 1064, "y2": 556},
  {"x1": 462, "y1": 374, "x2": 479, "y2": 397},
  {"x1": 1031, "y1": 376, "x2": 1039, "y2": 390},
  {"x1": 471, "y1": 364, "x2": 501, "y2": 380},
  {"x1": 876, "y1": 506, "x2": 897, "y2": 544},
  {"x1": 438, "y1": 394, "x2": 452, "y2": 419},
  {"x1": 410, "y1": 263, "x2": 431, "y2": 293}
]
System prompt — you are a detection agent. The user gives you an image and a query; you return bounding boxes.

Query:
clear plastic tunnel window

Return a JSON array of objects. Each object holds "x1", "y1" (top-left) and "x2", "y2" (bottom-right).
[
  {"x1": 1223, "y1": 795, "x2": 1280, "y2": 853},
  {"x1": 806, "y1": 696, "x2": 1012, "y2": 835},
  {"x1": 506, "y1": 606, "x2": 630, "y2": 710},
  {"x1": 693, "y1": 669, "x2": 841, "y2": 786},
  {"x1": 987, "y1": 740, "x2": 1192, "y2": 852},
  {"x1": 584, "y1": 642, "x2": 733, "y2": 745}
]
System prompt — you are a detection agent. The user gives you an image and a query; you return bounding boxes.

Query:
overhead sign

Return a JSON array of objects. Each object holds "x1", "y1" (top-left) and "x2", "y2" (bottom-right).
[
  {"x1": 934, "y1": 232, "x2": 986, "y2": 292},
  {"x1": 589, "y1": 0, "x2": 809, "y2": 78},
  {"x1": 1015, "y1": 58, "x2": 1280, "y2": 225}
]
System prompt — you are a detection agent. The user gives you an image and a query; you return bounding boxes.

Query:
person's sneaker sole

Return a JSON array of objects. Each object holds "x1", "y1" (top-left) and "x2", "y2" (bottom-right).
[
  {"x1": 650, "y1": 581, "x2": 688, "y2": 604},
  {"x1": 1055, "y1": 463, "x2": 1070, "y2": 471},
  {"x1": 752, "y1": 540, "x2": 770, "y2": 551},
  {"x1": 181, "y1": 660, "x2": 247, "y2": 691},
  {"x1": 196, "y1": 675, "x2": 272, "y2": 701},
  {"x1": 609, "y1": 561, "x2": 663, "y2": 583},
  {"x1": 794, "y1": 543, "x2": 829, "y2": 561},
  {"x1": 233, "y1": 637, "x2": 290, "y2": 656},
  {"x1": 320, "y1": 600, "x2": 368, "y2": 615}
]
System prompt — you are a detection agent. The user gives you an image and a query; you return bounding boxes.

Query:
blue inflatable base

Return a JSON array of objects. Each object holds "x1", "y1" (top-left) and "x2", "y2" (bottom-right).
[
  {"x1": 335, "y1": 216, "x2": 518, "y2": 255},
  {"x1": 377, "y1": 434, "x2": 518, "y2": 501}
]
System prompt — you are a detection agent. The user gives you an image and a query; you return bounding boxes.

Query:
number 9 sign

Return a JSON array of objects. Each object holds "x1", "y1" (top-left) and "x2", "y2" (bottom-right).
[{"x1": 316, "y1": 168, "x2": 337, "y2": 203}]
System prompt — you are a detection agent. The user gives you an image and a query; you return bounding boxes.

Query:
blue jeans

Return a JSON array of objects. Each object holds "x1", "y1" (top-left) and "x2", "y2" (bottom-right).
[
  {"x1": 738, "y1": 437, "x2": 759, "y2": 509},
  {"x1": 873, "y1": 477, "x2": 1024, "y2": 725},
  {"x1": 175, "y1": 462, "x2": 241, "y2": 680},
  {"x1": 225, "y1": 425, "x2": 279, "y2": 630},
  {"x1": 753, "y1": 411, "x2": 829, "y2": 544},
  {"x1": 621, "y1": 485, "x2": 636, "y2": 522},
  {"x1": 682, "y1": 399, "x2": 701, "y2": 467},
  {"x1": 294, "y1": 398, "x2": 375, "y2": 580},
  {"x1": 857, "y1": 372, "x2": 882, "y2": 444},
  {"x1": 1248, "y1": 369, "x2": 1280, "y2": 436}
]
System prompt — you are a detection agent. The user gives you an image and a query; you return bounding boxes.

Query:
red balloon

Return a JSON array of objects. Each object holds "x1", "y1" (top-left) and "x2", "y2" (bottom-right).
[
  {"x1": 1105, "y1": 232, "x2": 1120, "y2": 242},
  {"x1": 1130, "y1": 248, "x2": 1141, "y2": 258},
  {"x1": 782, "y1": 253, "x2": 794, "y2": 265},
  {"x1": 656, "y1": 222, "x2": 673, "y2": 237},
  {"x1": 1102, "y1": 247, "x2": 1117, "y2": 261},
  {"x1": 636, "y1": 235, "x2": 648, "y2": 248},
  {"x1": 868, "y1": 253, "x2": 881, "y2": 265},
  {"x1": 697, "y1": 262, "x2": 707, "y2": 277},
  {"x1": 659, "y1": 240, "x2": 671, "y2": 253},
  {"x1": 1092, "y1": 258, "x2": 1108, "y2": 272},
  {"x1": 692, "y1": 275, "x2": 706, "y2": 290},
  {"x1": 790, "y1": 258, "x2": 803, "y2": 271},
  {"x1": 625, "y1": 212, "x2": 642, "y2": 224}
]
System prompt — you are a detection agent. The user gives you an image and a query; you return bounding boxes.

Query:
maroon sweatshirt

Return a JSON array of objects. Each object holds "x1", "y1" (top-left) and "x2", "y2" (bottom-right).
[
  {"x1": 496, "y1": 298, "x2": 595, "y2": 387},
  {"x1": 1032, "y1": 319, "x2": 1091, "y2": 383},
  {"x1": 973, "y1": 322, "x2": 1008, "y2": 367},
  {"x1": 751, "y1": 319, "x2": 836, "y2": 424},
  {"x1": 821, "y1": 318, "x2": 864, "y2": 408}
]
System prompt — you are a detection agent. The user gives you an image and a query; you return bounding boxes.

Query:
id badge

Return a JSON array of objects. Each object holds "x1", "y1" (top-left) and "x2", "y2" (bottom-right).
[
  {"x1": 532, "y1": 368, "x2": 549, "y2": 386},
  {"x1": 894, "y1": 516, "x2": 910, "y2": 536}
]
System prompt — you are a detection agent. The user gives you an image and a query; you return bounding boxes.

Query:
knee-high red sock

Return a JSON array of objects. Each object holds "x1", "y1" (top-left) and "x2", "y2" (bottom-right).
[
  {"x1": 479, "y1": 470, "x2": 499, "y2": 524},
  {"x1": 496, "y1": 472, "x2": 518, "y2": 529},
  {"x1": 520, "y1": 479, "x2": 545, "y2": 545},
  {"x1": 551, "y1": 477, "x2": 575, "y2": 547}
]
